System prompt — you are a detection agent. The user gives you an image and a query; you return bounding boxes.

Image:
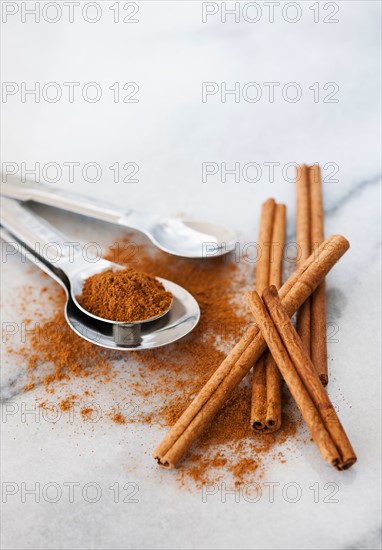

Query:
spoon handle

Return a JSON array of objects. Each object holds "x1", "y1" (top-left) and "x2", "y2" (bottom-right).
[
  {"x1": 1, "y1": 197, "x2": 81, "y2": 265},
  {"x1": 1, "y1": 176, "x2": 134, "y2": 225},
  {"x1": 0, "y1": 226, "x2": 67, "y2": 289}
]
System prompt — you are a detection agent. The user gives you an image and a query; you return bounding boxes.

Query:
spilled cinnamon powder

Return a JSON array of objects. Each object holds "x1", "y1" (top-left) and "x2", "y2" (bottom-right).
[
  {"x1": 59, "y1": 394, "x2": 78, "y2": 412},
  {"x1": 4, "y1": 232, "x2": 305, "y2": 489},
  {"x1": 108, "y1": 412, "x2": 126, "y2": 425},
  {"x1": 80, "y1": 407, "x2": 96, "y2": 421}
]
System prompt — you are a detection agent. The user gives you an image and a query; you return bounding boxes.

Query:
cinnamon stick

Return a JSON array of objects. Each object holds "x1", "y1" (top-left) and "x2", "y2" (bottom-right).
[
  {"x1": 251, "y1": 201, "x2": 285, "y2": 432},
  {"x1": 296, "y1": 164, "x2": 311, "y2": 354},
  {"x1": 309, "y1": 164, "x2": 328, "y2": 386},
  {"x1": 266, "y1": 204, "x2": 286, "y2": 429},
  {"x1": 247, "y1": 286, "x2": 356, "y2": 470},
  {"x1": 251, "y1": 199, "x2": 274, "y2": 432},
  {"x1": 153, "y1": 234, "x2": 349, "y2": 468},
  {"x1": 269, "y1": 205, "x2": 286, "y2": 287},
  {"x1": 255, "y1": 198, "x2": 275, "y2": 293}
]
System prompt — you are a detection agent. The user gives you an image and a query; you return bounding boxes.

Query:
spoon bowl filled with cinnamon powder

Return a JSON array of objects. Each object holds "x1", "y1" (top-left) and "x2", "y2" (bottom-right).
[
  {"x1": 77, "y1": 267, "x2": 174, "y2": 324},
  {"x1": 69, "y1": 260, "x2": 200, "y2": 348}
]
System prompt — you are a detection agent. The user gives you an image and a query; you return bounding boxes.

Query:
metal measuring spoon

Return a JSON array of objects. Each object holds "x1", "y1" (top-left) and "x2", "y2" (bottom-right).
[
  {"x1": 1, "y1": 177, "x2": 236, "y2": 258},
  {"x1": 1, "y1": 198, "x2": 200, "y2": 350}
]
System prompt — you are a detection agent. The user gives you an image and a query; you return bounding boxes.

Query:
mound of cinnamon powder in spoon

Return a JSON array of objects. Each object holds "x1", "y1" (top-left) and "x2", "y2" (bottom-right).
[{"x1": 78, "y1": 268, "x2": 173, "y2": 322}]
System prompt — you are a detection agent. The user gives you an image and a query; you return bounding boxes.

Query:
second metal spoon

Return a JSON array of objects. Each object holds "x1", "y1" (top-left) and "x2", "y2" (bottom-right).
[{"x1": 1, "y1": 177, "x2": 236, "y2": 258}]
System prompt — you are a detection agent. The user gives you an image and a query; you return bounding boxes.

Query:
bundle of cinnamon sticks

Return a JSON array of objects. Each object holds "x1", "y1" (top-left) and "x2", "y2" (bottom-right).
[{"x1": 153, "y1": 164, "x2": 356, "y2": 472}]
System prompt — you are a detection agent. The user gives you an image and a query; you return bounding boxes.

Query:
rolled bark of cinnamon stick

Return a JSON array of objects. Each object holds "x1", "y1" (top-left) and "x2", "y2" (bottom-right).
[
  {"x1": 249, "y1": 286, "x2": 356, "y2": 470},
  {"x1": 153, "y1": 234, "x2": 350, "y2": 468},
  {"x1": 255, "y1": 198, "x2": 275, "y2": 293},
  {"x1": 269, "y1": 204, "x2": 286, "y2": 287},
  {"x1": 251, "y1": 199, "x2": 275, "y2": 432},
  {"x1": 251, "y1": 199, "x2": 276, "y2": 430},
  {"x1": 251, "y1": 201, "x2": 285, "y2": 432},
  {"x1": 296, "y1": 164, "x2": 311, "y2": 354},
  {"x1": 265, "y1": 204, "x2": 286, "y2": 429},
  {"x1": 309, "y1": 165, "x2": 328, "y2": 386},
  {"x1": 252, "y1": 354, "x2": 267, "y2": 430}
]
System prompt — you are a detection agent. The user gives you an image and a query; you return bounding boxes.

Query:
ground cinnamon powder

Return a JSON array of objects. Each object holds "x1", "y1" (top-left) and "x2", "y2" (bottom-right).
[
  {"x1": 5, "y1": 232, "x2": 306, "y2": 489},
  {"x1": 78, "y1": 267, "x2": 173, "y2": 322}
]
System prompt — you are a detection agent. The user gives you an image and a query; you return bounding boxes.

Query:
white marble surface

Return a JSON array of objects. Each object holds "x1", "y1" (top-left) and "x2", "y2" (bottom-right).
[{"x1": 1, "y1": 2, "x2": 381, "y2": 549}]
